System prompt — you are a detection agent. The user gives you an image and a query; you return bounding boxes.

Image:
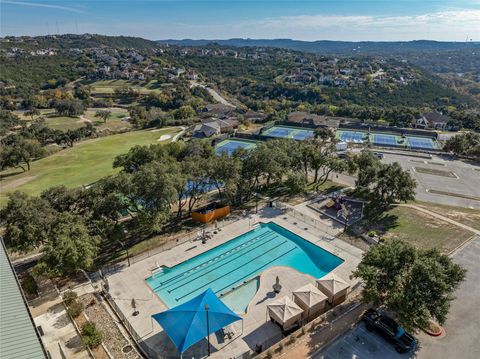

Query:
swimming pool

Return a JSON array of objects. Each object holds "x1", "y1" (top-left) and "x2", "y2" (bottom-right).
[{"x1": 146, "y1": 222, "x2": 343, "y2": 311}]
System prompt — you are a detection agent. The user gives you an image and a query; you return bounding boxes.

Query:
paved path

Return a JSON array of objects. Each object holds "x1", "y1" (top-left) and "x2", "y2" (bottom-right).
[
  {"x1": 190, "y1": 80, "x2": 236, "y2": 107},
  {"x1": 396, "y1": 204, "x2": 480, "y2": 235},
  {"x1": 172, "y1": 126, "x2": 186, "y2": 141}
]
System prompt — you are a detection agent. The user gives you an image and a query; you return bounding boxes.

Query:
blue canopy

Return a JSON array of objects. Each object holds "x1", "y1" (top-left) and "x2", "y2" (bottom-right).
[{"x1": 152, "y1": 288, "x2": 241, "y2": 354}]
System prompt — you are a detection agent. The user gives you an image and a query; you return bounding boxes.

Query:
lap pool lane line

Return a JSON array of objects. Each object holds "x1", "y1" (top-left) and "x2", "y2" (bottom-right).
[
  {"x1": 153, "y1": 230, "x2": 274, "y2": 289},
  {"x1": 173, "y1": 240, "x2": 298, "y2": 302},
  {"x1": 162, "y1": 233, "x2": 280, "y2": 293}
]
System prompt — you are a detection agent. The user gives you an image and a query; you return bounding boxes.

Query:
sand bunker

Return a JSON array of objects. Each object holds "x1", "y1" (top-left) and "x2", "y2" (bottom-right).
[{"x1": 158, "y1": 134, "x2": 172, "y2": 141}]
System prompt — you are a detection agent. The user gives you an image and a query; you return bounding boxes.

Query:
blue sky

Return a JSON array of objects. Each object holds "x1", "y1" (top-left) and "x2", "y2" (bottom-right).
[{"x1": 1, "y1": 0, "x2": 479, "y2": 41}]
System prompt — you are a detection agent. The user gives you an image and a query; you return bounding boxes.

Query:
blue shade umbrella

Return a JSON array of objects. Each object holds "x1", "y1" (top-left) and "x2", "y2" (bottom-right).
[{"x1": 152, "y1": 288, "x2": 242, "y2": 355}]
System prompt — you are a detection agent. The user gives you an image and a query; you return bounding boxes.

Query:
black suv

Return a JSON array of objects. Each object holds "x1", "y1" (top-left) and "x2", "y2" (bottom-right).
[{"x1": 363, "y1": 308, "x2": 417, "y2": 353}]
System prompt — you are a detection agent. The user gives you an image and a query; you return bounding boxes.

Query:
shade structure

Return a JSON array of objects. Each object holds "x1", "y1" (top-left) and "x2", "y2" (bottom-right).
[
  {"x1": 267, "y1": 296, "x2": 303, "y2": 330},
  {"x1": 292, "y1": 283, "x2": 328, "y2": 319},
  {"x1": 316, "y1": 273, "x2": 350, "y2": 305},
  {"x1": 152, "y1": 288, "x2": 241, "y2": 354}
]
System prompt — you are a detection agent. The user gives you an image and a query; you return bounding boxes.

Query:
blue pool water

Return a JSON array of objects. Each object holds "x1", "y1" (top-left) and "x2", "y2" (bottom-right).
[{"x1": 146, "y1": 222, "x2": 343, "y2": 310}]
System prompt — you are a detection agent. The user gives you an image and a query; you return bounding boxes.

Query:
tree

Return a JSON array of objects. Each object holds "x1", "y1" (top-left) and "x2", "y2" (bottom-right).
[
  {"x1": 35, "y1": 213, "x2": 100, "y2": 276},
  {"x1": 81, "y1": 322, "x2": 103, "y2": 348},
  {"x1": 353, "y1": 239, "x2": 466, "y2": 331},
  {"x1": 0, "y1": 192, "x2": 56, "y2": 252},
  {"x1": 95, "y1": 110, "x2": 111, "y2": 123},
  {"x1": 373, "y1": 162, "x2": 416, "y2": 205},
  {"x1": 25, "y1": 108, "x2": 40, "y2": 121},
  {"x1": 54, "y1": 99, "x2": 85, "y2": 116},
  {"x1": 16, "y1": 139, "x2": 45, "y2": 171},
  {"x1": 444, "y1": 132, "x2": 480, "y2": 160},
  {"x1": 0, "y1": 110, "x2": 20, "y2": 135}
]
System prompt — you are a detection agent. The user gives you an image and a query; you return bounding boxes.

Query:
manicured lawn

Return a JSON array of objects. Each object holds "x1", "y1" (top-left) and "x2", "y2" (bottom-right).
[
  {"x1": 87, "y1": 79, "x2": 162, "y2": 94},
  {"x1": 83, "y1": 108, "x2": 132, "y2": 131},
  {"x1": 0, "y1": 128, "x2": 181, "y2": 206},
  {"x1": 44, "y1": 116, "x2": 86, "y2": 131},
  {"x1": 368, "y1": 206, "x2": 473, "y2": 253}
]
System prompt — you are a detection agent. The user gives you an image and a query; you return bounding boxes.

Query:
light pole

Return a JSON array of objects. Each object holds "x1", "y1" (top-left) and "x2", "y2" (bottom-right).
[
  {"x1": 120, "y1": 229, "x2": 130, "y2": 267},
  {"x1": 205, "y1": 304, "x2": 211, "y2": 356}
]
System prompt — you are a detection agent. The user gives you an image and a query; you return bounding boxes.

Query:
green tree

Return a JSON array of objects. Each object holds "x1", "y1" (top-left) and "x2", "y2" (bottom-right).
[
  {"x1": 95, "y1": 109, "x2": 111, "y2": 123},
  {"x1": 353, "y1": 239, "x2": 466, "y2": 331},
  {"x1": 81, "y1": 322, "x2": 103, "y2": 348},
  {"x1": 0, "y1": 192, "x2": 56, "y2": 252},
  {"x1": 0, "y1": 110, "x2": 20, "y2": 135},
  {"x1": 36, "y1": 213, "x2": 100, "y2": 276}
]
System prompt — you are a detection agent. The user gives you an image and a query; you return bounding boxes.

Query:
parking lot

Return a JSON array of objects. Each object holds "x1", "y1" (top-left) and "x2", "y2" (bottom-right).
[
  {"x1": 313, "y1": 323, "x2": 409, "y2": 359},
  {"x1": 314, "y1": 236, "x2": 480, "y2": 359},
  {"x1": 382, "y1": 153, "x2": 480, "y2": 209}
]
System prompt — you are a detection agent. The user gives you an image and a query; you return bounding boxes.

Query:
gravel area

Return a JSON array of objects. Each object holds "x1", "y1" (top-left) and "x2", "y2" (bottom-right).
[{"x1": 80, "y1": 293, "x2": 140, "y2": 359}]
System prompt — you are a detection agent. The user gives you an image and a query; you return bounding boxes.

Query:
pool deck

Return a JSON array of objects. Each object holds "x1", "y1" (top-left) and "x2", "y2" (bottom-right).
[{"x1": 105, "y1": 206, "x2": 363, "y2": 358}]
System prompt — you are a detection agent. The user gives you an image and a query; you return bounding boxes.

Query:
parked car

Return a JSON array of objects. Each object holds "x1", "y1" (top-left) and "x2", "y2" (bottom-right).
[
  {"x1": 373, "y1": 152, "x2": 384, "y2": 159},
  {"x1": 363, "y1": 308, "x2": 417, "y2": 353}
]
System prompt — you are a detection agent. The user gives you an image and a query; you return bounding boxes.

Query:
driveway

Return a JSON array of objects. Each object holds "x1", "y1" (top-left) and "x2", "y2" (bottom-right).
[
  {"x1": 313, "y1": 236, "x2": 480, "y2": 359},
  {"x1": 415, "y1": 235, "x2": 480, "y2": 359}
]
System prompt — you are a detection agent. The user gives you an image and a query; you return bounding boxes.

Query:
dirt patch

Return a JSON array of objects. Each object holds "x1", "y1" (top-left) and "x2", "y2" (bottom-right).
[
  {"x1": 415, "y1": 202, "x2": 480, "y2": 231},
  {"x1": 366, "y1": 206, "x2": 473, "y2": 253},
  {"x1": 1, "y1": 175, "x2": 37, "y2": 191},
  {"x1": 414, "y1": 167, "x2": 457, "y2": 178}
]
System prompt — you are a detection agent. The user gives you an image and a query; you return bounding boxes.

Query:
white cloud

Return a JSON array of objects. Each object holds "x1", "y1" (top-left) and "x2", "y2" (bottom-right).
[
  {"x1": 2, "y1": 0, "x2": 86, "y2": 14},
  {"x1": 144, "y1": 9, "x2": 480, "y2": 41}
]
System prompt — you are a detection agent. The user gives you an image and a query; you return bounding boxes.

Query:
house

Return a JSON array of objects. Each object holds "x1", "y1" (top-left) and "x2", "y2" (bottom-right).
[
  {"x1": 191, "y1": 118, "x2": 239, "y2": 138},
  {"x1": 286, "y1": 112, "x2": 342, "y2": 128},
  {"x1": 201, "y1": 104, "x2": 236, "y2": 119},
  {"x1": 243, "y1": 110, "x2": 267, "y2": 123},
  {"x1": 414, "y1": 112, "x2": 451, "y2": 130}
]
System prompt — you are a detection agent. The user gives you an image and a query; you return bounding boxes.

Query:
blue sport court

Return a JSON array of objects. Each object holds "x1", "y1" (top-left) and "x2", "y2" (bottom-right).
[
  {"x1": 372, "y1": 133, "x2": 398, "y2": 146},
  {"x1": 262, "y1": 126, "x2": 314, "y2": 141},
  {"x1": 146, "y1": 222, "x2": 343, "y2": 312},
  {"x1": 406, "y1": 136, "x2": 437, "y2": 150},
  {"x1": 337, "y1": 130, "x2": 367, "y2": 143},
  {"x1": 215, "y1": 139, "x2": 257, "y2": 155}
]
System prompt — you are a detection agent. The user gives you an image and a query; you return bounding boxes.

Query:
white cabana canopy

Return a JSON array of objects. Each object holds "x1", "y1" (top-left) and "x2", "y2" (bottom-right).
[
  {"x1": 293, "y1": 283, "x2": 328, "y2": 319},
  {"x1": 316, "y1": 273, "x2": 350, "y2": 302},
  {"x1": 267, "y1": 296, "x2": 303, "y2": 329}
]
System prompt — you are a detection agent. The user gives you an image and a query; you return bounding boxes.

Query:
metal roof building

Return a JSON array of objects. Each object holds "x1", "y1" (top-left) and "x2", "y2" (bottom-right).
[{"x1": 0, "y1": 240, "x2": 46, "y2": 359}]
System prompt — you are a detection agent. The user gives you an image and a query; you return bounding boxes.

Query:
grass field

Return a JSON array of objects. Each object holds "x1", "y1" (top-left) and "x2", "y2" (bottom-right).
[
  {"x1": 87, "y1": 79, "x2": 165, "y2": 94},
  {"x1": 84, "y1": 108, "x2": 131, "y2": 131},
  {"x1": 368, "y1": 206, "x2": 473, "y2": 253},
  {"x1": 43, "y1": 116, "x2": 87, "y2": 131},
  {"x1": 0, "y1": 128, "x2": 181, "y2": 206}
]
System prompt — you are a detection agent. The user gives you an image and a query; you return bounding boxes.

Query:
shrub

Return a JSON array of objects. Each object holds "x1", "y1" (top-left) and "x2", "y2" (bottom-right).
[
  {"x1": 67, "y1": 301, "x2": 84, "y2": 318},
  {"x1": 63, "y1": 290, "x2": 78, "y2": 306},
  {"x1": 368, "y1": 230, "x2": 377, "y2": 237},
  {"x1": 21, "y1": 274, "x2": 38, "y2": 296},
  {"x1": 81, "y1": 322, "x2": 103, "y2": 348},
  {"x1": 264, "y1": 350, "x2": 273, "y2": 359}
]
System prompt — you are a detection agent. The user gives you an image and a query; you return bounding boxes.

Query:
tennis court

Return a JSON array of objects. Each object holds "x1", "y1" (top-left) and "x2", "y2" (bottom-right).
[
  {"x1": 406, "y1": 136, "x2": 438, "y2": 150},
  {"x1": 336, "y1": 130, "x2": 367, "y2": 143},
  {"x1": 372, "y1": 133, "x2": 398, "y2": 146},
  {"x1": 262, "y1": 126, "x2": 314, "y2": 141},
  {"x1": 215, "y1": 139, "x2": 257, "y2": 155}
]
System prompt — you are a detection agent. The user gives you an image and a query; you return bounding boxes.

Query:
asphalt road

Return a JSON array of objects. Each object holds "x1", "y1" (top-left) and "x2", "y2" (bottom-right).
[
  {"x1": 381, "y1": 153, "x2": 480, "y2": 209},
  {"x1": 313, "y1": 236, "x2": 480, "y2": 359}
]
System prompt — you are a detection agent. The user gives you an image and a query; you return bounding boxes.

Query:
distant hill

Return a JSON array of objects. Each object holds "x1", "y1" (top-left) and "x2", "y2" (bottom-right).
[
  {"x1": 2, "y1": 34, "x2": 161, "y2": 51},
  {"x1": 157, "y1": 38, "x2": 480, "y2": 56}
]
